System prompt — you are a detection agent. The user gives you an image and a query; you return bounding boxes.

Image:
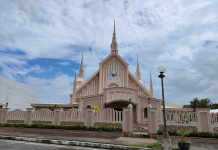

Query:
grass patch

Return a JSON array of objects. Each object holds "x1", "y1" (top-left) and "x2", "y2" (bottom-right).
[
  {"x1": 146, "y1": 142, "x2": 162, "y2": 148},
  {"x1": 127, "y1": 142, "x2": 162, "y2": 148}
]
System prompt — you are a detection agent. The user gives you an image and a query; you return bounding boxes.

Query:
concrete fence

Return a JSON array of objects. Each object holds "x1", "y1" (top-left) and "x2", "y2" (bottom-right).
[
  {"x1": 0, "y1": 103, "x2": 134, "y2": 133},
  {"x1": 158, "y1": 108, "x2": 218, "y2": 133}
]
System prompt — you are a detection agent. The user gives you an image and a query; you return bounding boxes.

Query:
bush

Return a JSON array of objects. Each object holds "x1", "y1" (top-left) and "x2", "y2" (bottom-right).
[
  {"x1": 0, "y1": 123, "x2": 122, "y2": 133},
  {"x1": 157, "y1": 130, "x2": 218, "y2": 139}
]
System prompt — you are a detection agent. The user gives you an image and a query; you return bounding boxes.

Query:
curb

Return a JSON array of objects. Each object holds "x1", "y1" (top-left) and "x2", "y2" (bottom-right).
[{"x1": 0, "y1": 135, "x2": 152, "y2": 150}]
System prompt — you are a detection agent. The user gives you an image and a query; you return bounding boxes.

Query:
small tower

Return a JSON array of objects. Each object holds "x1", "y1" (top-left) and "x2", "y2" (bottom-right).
[
  {"x1": 135, "y1": 54, "x2": 142, "y2": 82},
  {"x1": 77, "y1": 52, "x2": 84, "y2": 87},
  {"x1": 150, "y1": 71, "x2": 153, "y2": 97},
  {"x1": 111, "y1": 19, "x2": 118, "y2": 55},
  {"x1": 71, "y1": 70, "x2": 77, "y2": 104}
]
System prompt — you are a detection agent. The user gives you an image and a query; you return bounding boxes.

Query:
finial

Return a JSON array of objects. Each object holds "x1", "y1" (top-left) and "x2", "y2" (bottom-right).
[
  {"x1": 81, "y1": 51, "x2": 83, "y2": 62},
  {"x1": 137, "y1": 54, "x2": 138, "y2": 64},
  {"x1": 114, "y1": 19, "x2": 115, "y2": 33}
]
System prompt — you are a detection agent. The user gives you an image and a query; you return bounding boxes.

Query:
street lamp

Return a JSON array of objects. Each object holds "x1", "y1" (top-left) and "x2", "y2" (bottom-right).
[
  {"x1": 157, "y1": 65, "x2": 169, "y2": 138},
  {"x1": 6, "y1": 102, "x2": 8, "y2": 108}
]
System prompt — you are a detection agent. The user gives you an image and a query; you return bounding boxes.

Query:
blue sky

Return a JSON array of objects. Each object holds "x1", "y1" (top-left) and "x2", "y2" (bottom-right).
[{"x1": 0, "y1": 0, "x2": 217, "y2": 105}]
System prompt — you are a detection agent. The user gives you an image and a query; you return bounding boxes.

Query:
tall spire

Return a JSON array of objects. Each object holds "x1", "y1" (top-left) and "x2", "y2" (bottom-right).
[
  {"x1": 111, "y1": 19, "x2": 118, "y2": 53},
  {"x1": 74, "y1": 70, "x2": 77, "y2": 85},
  {"x1": 135, "y1": 54, "x2": 141, "y2": 81},
  {"x1": 78, "y1": 51, "x2": 84, "y2": 79},
  {"x1": 150, "y1": 71, "x2": 153, "y2": 97}
]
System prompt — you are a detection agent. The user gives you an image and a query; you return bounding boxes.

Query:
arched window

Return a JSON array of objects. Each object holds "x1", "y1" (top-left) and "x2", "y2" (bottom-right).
[{"x1": 144, "y1": 108, "x2": 147, "y2": 118}]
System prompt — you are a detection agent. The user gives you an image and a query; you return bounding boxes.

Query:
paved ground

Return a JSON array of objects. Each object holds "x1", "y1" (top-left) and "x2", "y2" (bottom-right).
[
  {"x1": 0, "y1": 139, "x2": 107, "y2": 150},
  {"x1": 0, "y1": 130, "x2": 217, "y2": 150}
]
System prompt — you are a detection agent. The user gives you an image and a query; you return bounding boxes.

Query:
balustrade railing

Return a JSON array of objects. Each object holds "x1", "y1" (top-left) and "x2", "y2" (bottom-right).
[
  {"x1": 60, "y1": 108, "x2": 85, "y2": 121},
  {"x1": 7, "y1": 109, "x2": 26, "y2": 120},
  {"x1": 32, "y1": 108, "x2": 54, "y2": 121},
  {"x1": 95, "y1": 108, "x2": 123, "y2": 122}
]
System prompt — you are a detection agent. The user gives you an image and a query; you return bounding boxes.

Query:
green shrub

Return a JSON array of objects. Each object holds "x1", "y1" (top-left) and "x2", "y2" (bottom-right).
[
  {"x1": 157, "y1": 130, "x2": 218, "y2": 139},
  {"x1": 0, "y1": 123, "x2": 122, "y2": 133}
]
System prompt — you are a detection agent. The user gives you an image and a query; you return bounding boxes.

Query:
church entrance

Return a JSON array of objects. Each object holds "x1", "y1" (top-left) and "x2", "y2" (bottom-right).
[{"x1": 114, "y1": 108, "x2": 123, "y2": 111}]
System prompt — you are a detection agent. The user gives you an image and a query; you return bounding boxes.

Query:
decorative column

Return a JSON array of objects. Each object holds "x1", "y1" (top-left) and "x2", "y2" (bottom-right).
[
  {"x1": 85, "y1": 108, "x2": 95, "y2": 127},
  {"x1": 0, "y1": 109, "x2": 3, "y2": 123},
  {"x1": 25, "y1": 108, "x2": 35, "y2": 124},
  {"x1": 1, "y1": 108, "x2": 10, "y2": 123},
  {"x1": 53, "y1": 108, "x2": 63, "y2": 125},
  {"x1": 196, "y1": 108, "x2": 212, "y2": 132}
]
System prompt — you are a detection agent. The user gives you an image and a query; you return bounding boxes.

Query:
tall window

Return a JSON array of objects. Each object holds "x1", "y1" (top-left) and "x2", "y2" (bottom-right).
[{"x1": 144, "y1": 108, "x2": 147, "y2": 118}]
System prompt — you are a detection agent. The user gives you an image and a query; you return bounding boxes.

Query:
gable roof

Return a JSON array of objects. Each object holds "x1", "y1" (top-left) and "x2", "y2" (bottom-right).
[
  {"x1": 76, "y1": 69, "x2": 100, "y2": 92},
  {"x1": 99, "y1": 53, "x2": 129, "y2": 67}
]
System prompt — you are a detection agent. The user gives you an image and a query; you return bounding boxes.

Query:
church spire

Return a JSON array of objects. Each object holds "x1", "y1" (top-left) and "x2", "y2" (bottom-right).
[
  {"x1": 78, "y1": 51, "x2": 84, "y2": 79},
  {"x1": 111, "y1": 19, "x2": 118, "y2": 54},
  {"x1": 74, "y1": 70, "x2": 77, "y2": 86},
  {"x1": 135, "y1": 54, "x2": 141, "y2": 81},
  {"x1": 150, "y1": 71, "x2": 153, "y2": 97}
]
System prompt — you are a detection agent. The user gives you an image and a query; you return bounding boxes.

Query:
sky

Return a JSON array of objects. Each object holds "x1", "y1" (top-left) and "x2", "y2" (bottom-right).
[{"x1": 0, "y1": 0, "x2": 217, "y2": 105}]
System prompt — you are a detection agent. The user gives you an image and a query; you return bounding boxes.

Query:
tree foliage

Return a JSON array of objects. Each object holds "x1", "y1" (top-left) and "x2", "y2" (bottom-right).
[
  {"x1": 183, "y1": 98, "x2": 217, "y2": 110},
  {"x1": 91, "y1": 105, "x2": 100, "y2": 111}
]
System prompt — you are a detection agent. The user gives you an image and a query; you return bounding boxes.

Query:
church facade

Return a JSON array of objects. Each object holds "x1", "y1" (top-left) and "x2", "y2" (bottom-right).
[
  {"x1": 69, "y1": 21, "x2": 162, "y2": 124},
  {"x1": 31, "y1": 21, "x2": 163, "y2": 124}
]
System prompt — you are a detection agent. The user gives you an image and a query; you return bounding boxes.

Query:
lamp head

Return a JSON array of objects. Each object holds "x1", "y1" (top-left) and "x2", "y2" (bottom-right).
[
  {"x1": 6, "y1": 102, "x2": 8, "y2": 108},
  {"x1": 157, "y1": 65, "x2": 166, "y2": 73},
  {"x1": 129, "y1": 98, "x2": 131, "y2": 104},
  {"x1": 148, "y1": 97, "x2": 151, "y2": 104}
]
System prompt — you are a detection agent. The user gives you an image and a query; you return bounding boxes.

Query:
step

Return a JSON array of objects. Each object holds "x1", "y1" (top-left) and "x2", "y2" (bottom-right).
[{"x1": 128, "y1": 133, "x2": 151, "y2": 138}]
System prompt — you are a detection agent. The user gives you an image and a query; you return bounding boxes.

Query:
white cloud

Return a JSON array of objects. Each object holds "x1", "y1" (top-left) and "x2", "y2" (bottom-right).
[
  {"x1": 59, "y1": 62, "x2": 71, "y2": 66},
  {"x1": 0, "y1": 0, "x2": 217, "y2": 104}
]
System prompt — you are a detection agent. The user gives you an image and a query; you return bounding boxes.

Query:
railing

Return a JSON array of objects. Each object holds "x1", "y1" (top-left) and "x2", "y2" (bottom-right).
[
  {"x1": 61, "y1": 108, "x2": 85, "y2": 121},
  {"x1": 7, "y1": 109, "x2": 26, "y2": 120},
  {"x1": 32, "y1": 108, "x2": 54, "y2": 121},
  {"x1": 95, "y1": 108, "x2": 122, "y2": 122},
  {"x1": 211, "y1": 112, "x2": 218, "y2": 125},
  {"x1": 161, "y1": 109, "x2": 198, "y2": 125}
]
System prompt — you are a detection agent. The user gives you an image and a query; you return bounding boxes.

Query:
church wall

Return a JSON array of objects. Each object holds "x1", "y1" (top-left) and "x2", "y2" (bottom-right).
[
  {"x1": 81, "y1": 96, "x2": 102, "y2": 111},
  {"x1": 128, "y1": 76, "x2": 149, "y2": 96},
  {"x1": 139, "y1": 98, "x2": 158, "y2": 123},
  {"x1": 76, "y1": 75, "x2": 99, "y2": 98}
]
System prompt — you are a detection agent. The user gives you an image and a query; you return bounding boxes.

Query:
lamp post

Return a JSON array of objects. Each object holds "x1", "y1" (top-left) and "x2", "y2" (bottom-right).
[
  {"x1": 148, "y1": 97, "x2": 151, "y2": 104},
  {"x1": 129, "y1": 98, "x2": 131, "y2": 104},
  {"x1": 157, "y1": 65, "x2": 171, "y2": 144},
  {"x1": 6, "y1": 102, "x2": 8, "y2": 108}
]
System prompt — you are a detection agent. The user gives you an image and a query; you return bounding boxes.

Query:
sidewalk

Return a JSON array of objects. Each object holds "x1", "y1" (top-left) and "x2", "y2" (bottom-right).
[{"x1": 0, "y1": 130, "x2": 217, "y2": 150}]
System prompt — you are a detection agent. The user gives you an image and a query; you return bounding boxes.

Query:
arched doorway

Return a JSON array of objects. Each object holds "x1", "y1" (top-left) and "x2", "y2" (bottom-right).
[{"x1": 114, "y1": 108, "x2": 123, "y2": 112}]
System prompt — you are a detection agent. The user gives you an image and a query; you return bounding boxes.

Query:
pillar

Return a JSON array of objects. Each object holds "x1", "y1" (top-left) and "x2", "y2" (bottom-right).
[
  {"x1": 25, "y1": 108, "x2": 35, "y2": 124},
  {"x1": 85, "y1": 108, "x2": 95, "y2": 126},
  {"x1": 196, "y1": 108, "x2": 212, "y2": 132},
  {"x1": 128, "y1": 103, "x2": 133, "y2": 133},
  {"x1": 1, "y1": 108, "x2": 10, "y2": 123},
  {"x1": 53, "y1": 108, "x2": 63, "y2": 125}
]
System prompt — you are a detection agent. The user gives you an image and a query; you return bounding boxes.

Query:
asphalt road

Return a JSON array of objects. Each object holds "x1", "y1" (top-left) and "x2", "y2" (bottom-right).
[{"x1": 0, "y1": 139, "x2": 108, "y2": 150}]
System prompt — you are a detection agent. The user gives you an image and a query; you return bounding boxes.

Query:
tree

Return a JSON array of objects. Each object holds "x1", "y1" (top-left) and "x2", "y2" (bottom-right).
[
  {"x1": 50, "y1": 104, "x2": 60, "y2": 111},
  {"x1": 183, "y1": 98, "x2": 213, "y2": 111},
  {"x1": 211, "y1": 103, "x2": 218, "y2": 109}
]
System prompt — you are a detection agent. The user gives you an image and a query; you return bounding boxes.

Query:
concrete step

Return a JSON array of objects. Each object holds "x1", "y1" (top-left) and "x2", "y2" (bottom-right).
[{"x1": 128, "y1": 133, "x2": 151, "y2": 138}]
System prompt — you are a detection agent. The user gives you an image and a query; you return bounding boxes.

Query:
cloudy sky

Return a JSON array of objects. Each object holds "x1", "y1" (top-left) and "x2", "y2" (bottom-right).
[{"x1": 0, "y1": 0, "x2": 217, "y2": 105}]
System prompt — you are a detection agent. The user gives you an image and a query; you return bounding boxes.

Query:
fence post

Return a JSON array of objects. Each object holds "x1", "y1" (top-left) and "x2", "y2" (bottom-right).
[
  {"x1": 53, "y1": 108, "x2": 63, "y2": 125},
  {"x1": 25, "y1": 108, "x2": 35, "y2": 124},
  {"x1": 85, "y1": 108, "x2": 95, "y2": 127},
  {"x1": 128, "y1": 103, "x2": 133, "y2": 133},
  {"x1": 147, "y1": 104, "x2": 152, "y2": 134},
  {"x1": 196, "y1": 108, "x2": 212, "y2": 132},
  {"x1": 1, "y1": 108, "x2": 10, "y2": 123},
  {"x1": 0, "y1": 109, "x2": 3, "y2": 123}
]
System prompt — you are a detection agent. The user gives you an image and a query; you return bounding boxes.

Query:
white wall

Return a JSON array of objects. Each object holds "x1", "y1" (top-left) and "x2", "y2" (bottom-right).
[{"x1": 0, "y1": 75, "x2": 38, "y2": 110}]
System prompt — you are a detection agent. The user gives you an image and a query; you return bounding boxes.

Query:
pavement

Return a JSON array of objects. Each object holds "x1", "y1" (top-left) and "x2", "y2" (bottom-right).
[{"x1": 0, "y1": 130, "x2": 217, "y2": 150}]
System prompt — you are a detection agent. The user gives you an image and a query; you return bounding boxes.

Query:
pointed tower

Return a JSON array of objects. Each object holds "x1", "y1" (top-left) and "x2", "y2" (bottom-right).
[
  {"x1": 149, "y1": 71, "x2": 153, "y2": 97},
  {"x1": 71, "y1": 70, "x2": 77, "y2": 104},
  {"x1": 77, "y1": 52, "x2": 84, "y2": 87},
  {"x1": 111, "y1": 19, "x2": 118, "y2": 55},
  {"x1": 135, "y1": 54, "x2": 142, "y2": 82}
]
